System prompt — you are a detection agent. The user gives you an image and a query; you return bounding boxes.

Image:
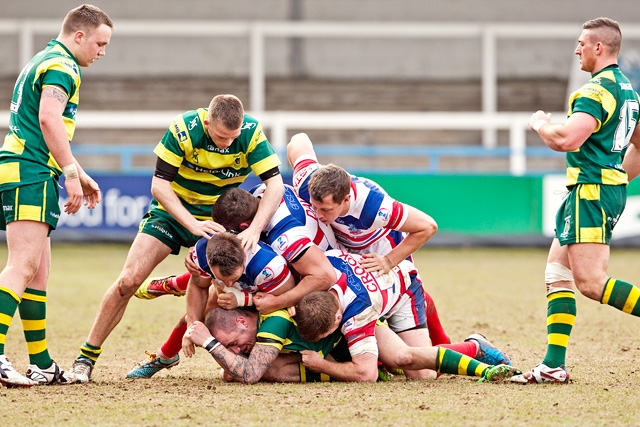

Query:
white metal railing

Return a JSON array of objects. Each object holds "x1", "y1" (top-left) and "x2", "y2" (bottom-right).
[
  {"x1": 5, "y1": 20, "x2": 634, "y2": 173},
  {"x1": 0, "y1": 110, "x2": 566, "y2": 176},
  {"x1": 3, "y1": 20, "x2": 640, "y2": 145}
]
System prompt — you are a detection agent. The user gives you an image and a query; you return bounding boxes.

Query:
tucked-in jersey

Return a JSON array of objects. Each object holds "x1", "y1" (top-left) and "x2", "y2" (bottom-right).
[
  {"x1": 191, "y1": 235, "x2": 291, "y2": 295},
  {"x1": 0, "y1": 40, "x2": 81, "y2": 190},
  {"x1": 152, "y1": 110, "x2": 281, "y2": 219},
  {"x1": 292, "y1": 157, "x2": 408, "y2": 251},
  {"x1": 256, "y1": 309, "x2": 343, "y2": 356},
  {"x1": 325, "y1": 249, "x2": 425, "y2": 358},
  {"x1": 249, "y1": 183, "x2": 340, "y2": 262},
  {"x1": 566, "y1": 65, "x2": 640, "y2": 186}
]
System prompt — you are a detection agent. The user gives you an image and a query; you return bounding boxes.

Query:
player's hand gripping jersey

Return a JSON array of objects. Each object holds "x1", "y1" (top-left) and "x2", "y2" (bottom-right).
[
  {"x1": 249, "y1": 183, "x2": 340, "y2": 261},
  {"x1": 324, "y1": 249, "x2": 427, "y2": 358},
  {"x1": 292, "y1": 159, "x2": 408, "y2": 251},
  {"x1": 191, "y1": 235, "x2": 291, "y2": 299}
]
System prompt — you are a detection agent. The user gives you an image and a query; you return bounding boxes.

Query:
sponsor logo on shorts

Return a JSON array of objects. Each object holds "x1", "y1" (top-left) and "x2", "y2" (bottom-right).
[
  {"x1": 261, "y1": 267, "x2": 275, "y2": 281},
  {"x1": 3, "y1": 205, "x2": 13, "y2": 212},
  {"x1": 151, "y1": 223, "x2": 174, "y2": 239},
  {"x1": 560, "y1": 214, "x2": 571, "y2": 238},
  {"x1": 343, "y1": 317, "x2": 355, "y2": 331},
  {"x1": 275, "y1": 235, "x2": 289, "y2": 252},
  {"x1": 50, "y1": 211, "x2": 60, "y2": 219}
]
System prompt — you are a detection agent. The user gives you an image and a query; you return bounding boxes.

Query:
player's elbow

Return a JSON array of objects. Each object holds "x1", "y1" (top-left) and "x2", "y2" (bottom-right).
[
  {"x1": 150, "y1": 176, "x2": 170, "y2": 199},
  {"x1": 319, "y1": 269, "x2": 337, "y2": 289},
  {"x1": 424, "y1": 217, "x2": 438, "y2": 237},
  {"x1": 239, "y1": 373, "x2": 262, "y2": 384},
  {"x1": 357, "y1": 367, "x2": 379, "y2": 383},
  {"x1": 412, "y1": 217, "x2": 438, "y2": 245},
  {"x1": 348, "y1": 363, "x2": 379, "y2": 382},
  {"x1": 550, "y1": 135, "x2": 583, "y2": 152}
]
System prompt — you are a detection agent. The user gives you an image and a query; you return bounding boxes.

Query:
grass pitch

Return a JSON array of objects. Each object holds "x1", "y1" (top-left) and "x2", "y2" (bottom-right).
[{"x1": 2, "y1": 243, "x2": 640, "y2": 426}]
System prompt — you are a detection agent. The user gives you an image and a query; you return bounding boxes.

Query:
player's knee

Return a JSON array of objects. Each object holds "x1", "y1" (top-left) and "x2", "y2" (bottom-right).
[
  {"x1": 573, "y1": 278, "x2": 604, "y2": 301},
  {"x1": 15, "y1": 258, "x2": 42, "y2": 284},
  {"x1": 289, "y1": 132, "x2": 311, "y2": 147},
  {"x1": 545, "y1": 262, "x2": 574, "y2": 293},
  {"x1": 389, "y1": 351, "x2": 416, "y2": 370},
  {"x1": 114, "y1": 276, "x2": 142, "y2": 296}
]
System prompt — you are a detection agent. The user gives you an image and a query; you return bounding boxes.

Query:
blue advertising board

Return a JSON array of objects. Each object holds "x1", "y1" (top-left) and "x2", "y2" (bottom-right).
[{"x1": 53, "y1": 174, "x2": 269, "y2": 241}]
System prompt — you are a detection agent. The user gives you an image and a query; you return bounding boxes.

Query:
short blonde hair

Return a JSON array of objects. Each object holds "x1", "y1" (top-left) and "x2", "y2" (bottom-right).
[{"x1": 208, "y1": 94, "x2": 244, "y2": 130}]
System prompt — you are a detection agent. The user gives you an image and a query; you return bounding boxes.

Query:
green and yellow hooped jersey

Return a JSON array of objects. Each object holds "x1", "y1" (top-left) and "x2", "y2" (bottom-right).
[
  {"x1": 256, "y1": 309, "x2": 343, "y2": 357},
  {"x1": 566, "y1": 65, "x2": 640, "y2": 186},
  {"x1": 0, "y1": 39, "x2": 81, "y2": 190},
  {"x1": 153, "y1": 109, "x2": 281, "y2": 219}
]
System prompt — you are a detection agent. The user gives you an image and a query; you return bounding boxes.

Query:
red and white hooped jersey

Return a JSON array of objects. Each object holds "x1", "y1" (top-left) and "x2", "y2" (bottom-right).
[
  {"x1": 292, "y1": 157, "x2": 408, "y2": 251},
  {"x1": 249, "y1": 183, "x2": 341, "y2": 262},
  {"x1": 192, "y1": 236, "x2": 291, "y2": 295},
  {"x1": 324, "y1": 249, "x2": 423, "y2": 358}
]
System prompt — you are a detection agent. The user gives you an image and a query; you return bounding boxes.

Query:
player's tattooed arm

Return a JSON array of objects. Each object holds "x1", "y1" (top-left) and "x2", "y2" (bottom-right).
[
  {"x1": 211, "y1": 344, "x2": 280, "y2": 384},
  {"x1": 42, "y1": 86, "x2": 69, "y2": 105}
]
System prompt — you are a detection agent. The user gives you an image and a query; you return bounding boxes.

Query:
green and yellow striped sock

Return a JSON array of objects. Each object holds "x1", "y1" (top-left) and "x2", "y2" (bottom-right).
[
  {"x1": 79, "y1": 342, "x2": 102, "y2": 364},
  {"x1": 435, "y1": 347, "x2": 490, "y2": 379},
  {"x1": 541, "y1": 289, "x2": 576, "y2": 369},
  {"x1": 18, "y1": 288, "x2": 52, "y2": 368},
  {"x1": 601, "y1": 277, "x2": 640, "y2": 316},
  {"x1": 0, "y1": 286, "x2": 21, "y2": 355}
]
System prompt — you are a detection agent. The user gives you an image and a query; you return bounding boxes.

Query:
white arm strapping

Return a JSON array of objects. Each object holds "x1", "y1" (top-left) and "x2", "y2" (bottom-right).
[{"x1": 222, "y1": 286, "x2": 253, "y2": 307}]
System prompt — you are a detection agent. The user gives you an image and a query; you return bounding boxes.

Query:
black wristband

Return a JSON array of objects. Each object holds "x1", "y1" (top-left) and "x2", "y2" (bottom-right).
[{"x1": 203, "y1": 336, "x2": 221, "y2": 353}]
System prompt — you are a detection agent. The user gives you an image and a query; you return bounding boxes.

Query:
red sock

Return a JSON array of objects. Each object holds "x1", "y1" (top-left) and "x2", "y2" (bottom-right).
[
  {"x1": 159, "y1": 317, "x2": 187, "y2": 358},
  {"x1": 438, "y1": 341, "x2": 477, "y2": 358},
  {"x1": 424, "y1": 291, "x2": 451, "y2": 345},
  {"x1": 173, "y1": 271, "x2": 192, "y2": 292}
]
